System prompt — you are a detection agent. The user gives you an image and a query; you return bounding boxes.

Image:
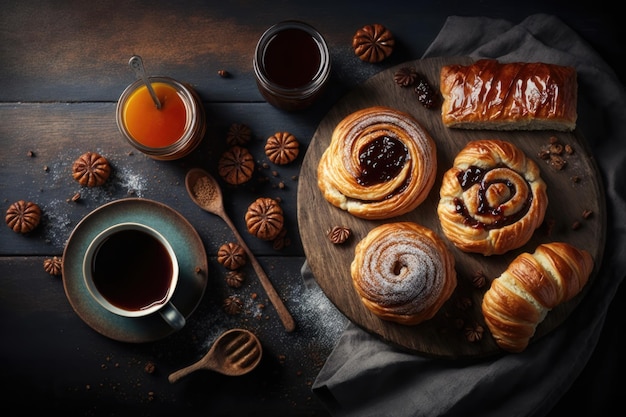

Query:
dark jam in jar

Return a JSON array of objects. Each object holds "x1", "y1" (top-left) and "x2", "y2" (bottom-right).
[
  {"x1": 254, "y1": 21, "x2": 331, "y2": 111},
  {"x1": 263, "y1": 28, "x2": 322, "y2": 89},
  {"x1": 357, "y1": 136, "x2": 408, "y2": 186}
]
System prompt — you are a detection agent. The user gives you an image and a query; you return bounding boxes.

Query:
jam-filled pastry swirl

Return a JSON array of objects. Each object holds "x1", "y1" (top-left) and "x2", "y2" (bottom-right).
[
  {"x1": 351, "y1": 222, "x2": 457, "y2": 325},
  {"x1": 317, "y1": 106, "x2": 437, "y2": 220},
  {"x1": 437, "y1": 139, "x2": 548, "y2": 256}
]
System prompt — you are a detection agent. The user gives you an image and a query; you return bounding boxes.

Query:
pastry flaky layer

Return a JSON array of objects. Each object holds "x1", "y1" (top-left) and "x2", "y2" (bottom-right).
[
  {"x1": 351, "y1": 222, "x2": 457, "y2": 326},
  {"x1": 481, "y1": 242, "x2": 593, "y2": 352},
  {"x1": 437, "y1": 139, "x2": 548, "y2": 256},
  {"x1": 317, "y1": 106, "x2": 437, "y2": 220},
  {"x1": 440, "y1": 59, "x2": 578, "y2": 131}
]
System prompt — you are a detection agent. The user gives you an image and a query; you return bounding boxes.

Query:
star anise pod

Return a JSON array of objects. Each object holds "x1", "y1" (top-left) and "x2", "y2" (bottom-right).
[
  {"x1": 218, "y1": 146, "x2": 255, "y2": 185},
  {"x1": 225, "y1": 270, "x2": 245, "y2": 288},
  {"x1": 352, "y1": 23, "x2": 395, "y2": 63},
  {"x1": 72, "y1": 151, "x2": 111, "y2": 187},
  {"x1": 394, "y1": 67, "x2": 418, "y2": 87},
  {"x1": 223, "y1": 296, "x2": 243, "y2": 315},
  {"x1": 327, "y1": 226, "x2": 351, "y2": 244},
  {"x1": 464, "y1": 323, "x2": 484, "y2": 342},
  {"x1": 5, "y1": 200, "x2": 41, "y2": 233},
  {"x1": 472, "y1": 271, "x2": 487, "y2": 289},
  {"x1": 265, "y1": 132, "x2": 299, "y2": 165},
  {"x1": 217, "y1": 242, "x2": 247, "y2": 270},
  {"x1": 226, "y1": 123, "x2": 252, "y2": 146},
  {"x1": 245, "y1": 197, "x2": 284, "y2": 241},
  {"x1": 43, "y1": 256, "x2": 63, "y2": 276}
]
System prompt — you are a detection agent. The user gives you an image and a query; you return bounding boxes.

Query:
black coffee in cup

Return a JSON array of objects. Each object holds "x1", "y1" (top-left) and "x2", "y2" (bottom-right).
[{"x1": 92, "y1": 229, "x2": 173, "y2": 311}]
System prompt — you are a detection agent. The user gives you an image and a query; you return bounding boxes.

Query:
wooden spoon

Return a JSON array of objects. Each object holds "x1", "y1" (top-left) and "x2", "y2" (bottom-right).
[
  {"x1": 168, "y1": 328, "x2": 262, "y2": 382},
  {"x1": 185, "y1": 168, "x2": 296, "y2": 332}
]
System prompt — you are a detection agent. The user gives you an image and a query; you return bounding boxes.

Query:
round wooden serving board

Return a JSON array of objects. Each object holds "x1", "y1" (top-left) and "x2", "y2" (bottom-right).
[{"x1": 297, "y1": 56, "x2": 606, "y2": 358}]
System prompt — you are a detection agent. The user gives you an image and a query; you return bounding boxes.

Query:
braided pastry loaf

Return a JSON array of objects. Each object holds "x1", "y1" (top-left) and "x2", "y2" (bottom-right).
[
  {"x1": 481, "y1": 242, "x2": 593, "y2": 352},
  {"x1": 440, "y1": 59, "x2": 578, "y2": 131}
]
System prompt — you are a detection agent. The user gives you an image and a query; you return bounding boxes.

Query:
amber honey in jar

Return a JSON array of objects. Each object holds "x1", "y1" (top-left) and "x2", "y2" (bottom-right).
[
  {"x1": 116, "y1": 77, "x2": 205, "y2": 160},
  {"x1": 253, "y1": 21, "x2": 331, "y2": 111}
]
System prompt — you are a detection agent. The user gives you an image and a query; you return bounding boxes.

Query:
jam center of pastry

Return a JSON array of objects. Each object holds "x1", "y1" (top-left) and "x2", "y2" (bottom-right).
[
  {"x1": 454, "y1": 165, "x2": 532, "y2": 229},
  {"x1": 357, "y1": 136, "x2": 408, "y2": 186}
]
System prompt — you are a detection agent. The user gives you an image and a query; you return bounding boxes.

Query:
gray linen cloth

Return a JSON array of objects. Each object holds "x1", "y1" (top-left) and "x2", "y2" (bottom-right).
[{"x1": 311, "y1": 14, "x2": 626, "y2": 417}]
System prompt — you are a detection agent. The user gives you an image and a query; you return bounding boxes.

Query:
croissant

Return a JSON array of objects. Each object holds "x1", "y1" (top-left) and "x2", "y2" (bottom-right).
[
  {"x1": 481, "y1": 242, "x2": 593, "y2": 352},
  {"x1": 440, "y1": 59, "x2": 578, "y2": 131},
  {"x1": 437, "y1": 139, "x2": 548, "y2": 256},
  {"x1": 317, "y1": 106, "x2": 437, "y2": 220},
  {"x1": 351, "y1": 222, "x2": 457, "y2": 325}
]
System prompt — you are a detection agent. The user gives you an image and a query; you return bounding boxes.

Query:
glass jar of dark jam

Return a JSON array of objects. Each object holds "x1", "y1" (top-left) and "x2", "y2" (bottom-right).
[{"x1": 253, "y1": 21, "x2": 331, "y2": 111}]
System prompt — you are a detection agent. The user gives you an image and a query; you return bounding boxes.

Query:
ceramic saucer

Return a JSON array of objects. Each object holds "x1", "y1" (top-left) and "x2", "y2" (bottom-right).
[{"x1": 62, "y1": 198, "x2": 208, "y2": 343}]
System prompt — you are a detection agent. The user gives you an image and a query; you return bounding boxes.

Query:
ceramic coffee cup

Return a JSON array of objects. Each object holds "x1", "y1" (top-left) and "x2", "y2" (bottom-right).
[{"x1": 83, "y1": 222, "x2": 186, "y2": 330}]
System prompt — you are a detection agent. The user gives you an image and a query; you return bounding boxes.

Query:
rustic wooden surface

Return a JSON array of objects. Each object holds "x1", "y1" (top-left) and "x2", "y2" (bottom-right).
[
  {"x1": 298, "y1": 56, "x2": 606, "y2": 358},
  {"x1": 0, "y1": 1, "x2": 623, "y2": 416}
]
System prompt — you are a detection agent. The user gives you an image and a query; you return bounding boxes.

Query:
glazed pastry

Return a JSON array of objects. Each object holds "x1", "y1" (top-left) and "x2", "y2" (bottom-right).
[
  {"x1": 437, "y1": 139, "x2": 548, "y2": 256},
  {"x1": 440, "y1": 59, "x2": 577, "y2": 131},
  {"x1": 481, "y1": 242, "x2": 593, "y2": 352},
  {"x1": 317, "y1": 106, "x2": 437, "y2": 220},
  {"x1": 351, "y1": 222, "x2": 456, "y2": 325}
]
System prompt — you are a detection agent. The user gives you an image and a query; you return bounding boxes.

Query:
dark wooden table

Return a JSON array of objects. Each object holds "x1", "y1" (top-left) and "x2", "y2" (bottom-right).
[{"x1": 1, "y1": 1, "x2": 623, "y2": 416}]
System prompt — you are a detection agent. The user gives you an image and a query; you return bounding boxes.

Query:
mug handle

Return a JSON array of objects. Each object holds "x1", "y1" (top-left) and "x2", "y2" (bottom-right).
[{"x1": 159, "y1": 302, "x2": 186, "y2": 330}]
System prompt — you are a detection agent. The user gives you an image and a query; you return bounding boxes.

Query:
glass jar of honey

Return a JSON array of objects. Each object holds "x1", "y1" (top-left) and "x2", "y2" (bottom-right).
[
  {"x1": 253, "y1": 21, "x2": 331, "y2": 111},
  {"x1": 116, "y1": 77, "x2": 205, "y2": 160}
]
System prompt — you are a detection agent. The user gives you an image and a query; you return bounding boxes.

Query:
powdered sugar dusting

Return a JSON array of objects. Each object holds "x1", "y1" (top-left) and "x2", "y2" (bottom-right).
[
  {"x1": 354, "y1": 223, "x2": 450, "y2": 316},
  {"x1": 191, "y1": 261, "x2": 348, "y2": 355},
  {"x1": 116, "y1": 166, "x2": 147, "y2": 197},
  {"x1": 37, "y1": 156, "x2": 148, "y2": 248},
  {"x1": 41, "y1": 198, "x2": 74, "y2": 247},
  {"x1": 283, "y1": 278, "x2": 348, "y2": 351}
]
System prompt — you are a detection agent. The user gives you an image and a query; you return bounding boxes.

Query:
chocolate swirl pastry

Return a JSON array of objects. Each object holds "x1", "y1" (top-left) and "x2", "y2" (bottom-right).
[
  {"x1": 437, "y1": 139, "x2": 548, "y2": 256},
  {"x1": 351, "y1": 222, "x2": 457, "y2": 325},
  {"x1": 317, "y1": 106, "x2": 437, "y2": 220}
]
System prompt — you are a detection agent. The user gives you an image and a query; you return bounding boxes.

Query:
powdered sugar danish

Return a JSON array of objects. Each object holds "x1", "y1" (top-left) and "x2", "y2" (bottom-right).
[
  {"x1": 351, "y1": 222, "x2": 457, "y2": 325},
  {"x1": 317, "y1": 106, "x2": 437, "y2": 220},
  {"x1": 437, "y1": 139, "x2": 548, "y2": 256}
]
